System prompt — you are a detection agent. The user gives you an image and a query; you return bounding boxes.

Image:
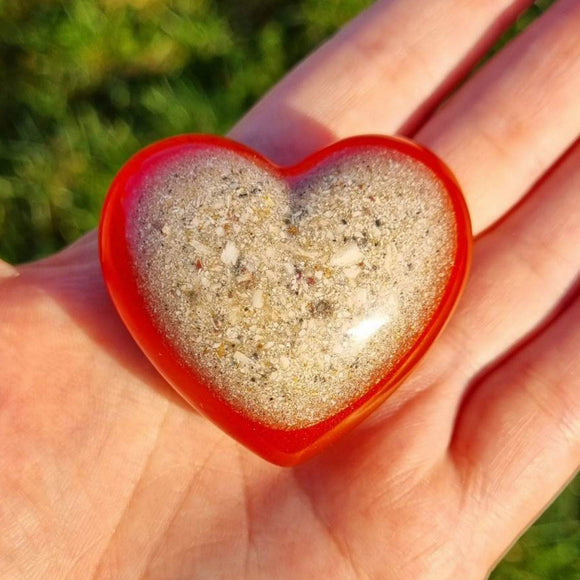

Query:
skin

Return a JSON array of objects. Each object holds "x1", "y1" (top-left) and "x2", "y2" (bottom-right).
[{"x1": 1, "y1": 0, "x2": 580, "y2": 577}]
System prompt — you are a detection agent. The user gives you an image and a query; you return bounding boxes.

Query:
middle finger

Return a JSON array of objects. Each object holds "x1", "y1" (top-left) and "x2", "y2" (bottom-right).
[{"x1": 417, "y1": 0, "x2": 580, "y2": 234}]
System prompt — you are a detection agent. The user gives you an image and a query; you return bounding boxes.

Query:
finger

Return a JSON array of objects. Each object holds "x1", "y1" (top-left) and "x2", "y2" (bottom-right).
[
  {"x1": 230, "y1": 0, "x2": 535, "y2": 164},
  {"x1": 441, "y1": 138, "x2": 580, "y2": 384},
  {"x1": 0, "y1": 259, "x2": 18, "y2": 280},
  {"x1": 417, "y1": 0, "x2": 580, "y2": 233},
  {"x1": 450, "y1": 288, "x2": 580, "y2": 556}
]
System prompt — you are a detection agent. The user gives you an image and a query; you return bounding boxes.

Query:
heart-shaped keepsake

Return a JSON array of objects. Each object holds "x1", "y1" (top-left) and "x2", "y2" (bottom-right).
[{"x1": 100, "y1": 134, "x2": 471, "y2": 465}]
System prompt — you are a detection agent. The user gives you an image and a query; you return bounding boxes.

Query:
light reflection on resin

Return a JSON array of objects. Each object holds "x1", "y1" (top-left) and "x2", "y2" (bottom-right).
[{"x1": 347, "y1": 314, "x2": 391, "y2": 343}]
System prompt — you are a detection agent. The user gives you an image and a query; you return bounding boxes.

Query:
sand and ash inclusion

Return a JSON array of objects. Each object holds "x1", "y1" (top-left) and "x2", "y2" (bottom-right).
[{"x1": 129, "y1": 146, "x2": 457, "y2": 429}]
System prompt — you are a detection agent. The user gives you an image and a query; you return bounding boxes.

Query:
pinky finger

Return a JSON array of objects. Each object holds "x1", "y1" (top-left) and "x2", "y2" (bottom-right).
[{"x1": 451, "y1": 286, "x2": 580, "y2": 551}]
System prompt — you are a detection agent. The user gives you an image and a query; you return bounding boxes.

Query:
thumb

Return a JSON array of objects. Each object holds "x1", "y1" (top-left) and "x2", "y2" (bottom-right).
[{"x1": 0, "y1": 258, "x2": 19, "y2": 280}]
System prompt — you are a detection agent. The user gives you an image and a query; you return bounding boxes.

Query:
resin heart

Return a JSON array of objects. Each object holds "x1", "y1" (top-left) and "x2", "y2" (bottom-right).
[{"x1": 99, "y1": 134, "x2": 471, "y2": 465}]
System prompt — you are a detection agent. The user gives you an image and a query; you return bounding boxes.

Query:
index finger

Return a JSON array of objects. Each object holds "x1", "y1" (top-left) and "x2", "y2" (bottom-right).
[{"x1": 230, "y1": 0, "x2": 534, "y2": 164}]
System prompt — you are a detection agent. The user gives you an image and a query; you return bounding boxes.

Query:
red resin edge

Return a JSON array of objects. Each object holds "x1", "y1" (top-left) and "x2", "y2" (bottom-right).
[{"x1": 99, "y1": 134, "x2": 472, "y2": 466}]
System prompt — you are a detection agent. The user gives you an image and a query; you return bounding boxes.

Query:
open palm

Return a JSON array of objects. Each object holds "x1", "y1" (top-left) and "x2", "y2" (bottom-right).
[{"x1": 2, "y1": 0, "x2": 580, "y2": 577}]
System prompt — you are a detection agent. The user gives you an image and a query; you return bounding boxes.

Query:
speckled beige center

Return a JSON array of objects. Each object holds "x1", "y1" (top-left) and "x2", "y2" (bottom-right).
[{"x1": 129, "y1": 145, "x2": 456, "y2": 429}]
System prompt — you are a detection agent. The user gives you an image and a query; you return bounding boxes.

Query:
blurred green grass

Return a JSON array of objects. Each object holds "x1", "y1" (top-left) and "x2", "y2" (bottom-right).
[{"x1": 0, "y1": 0, "x2": 577, "y2": 577}]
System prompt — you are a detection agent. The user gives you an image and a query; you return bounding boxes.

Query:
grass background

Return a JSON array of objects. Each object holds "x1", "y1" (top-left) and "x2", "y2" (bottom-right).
[{"x1": 0, "y1": 0, "x2": 578, "y2": 576}]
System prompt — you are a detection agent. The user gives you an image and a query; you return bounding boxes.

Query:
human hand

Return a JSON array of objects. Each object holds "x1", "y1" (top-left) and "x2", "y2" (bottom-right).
[{"x1": 1, "y1": 0, "x2": 580, "y2": 577}]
